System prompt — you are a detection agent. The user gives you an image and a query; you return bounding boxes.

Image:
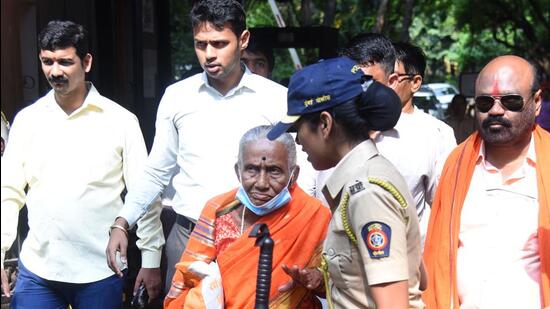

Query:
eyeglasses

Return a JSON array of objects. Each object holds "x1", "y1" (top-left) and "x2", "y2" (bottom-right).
[{"x1": 474, "y1": 94, "x2": 528, "y2": 113}]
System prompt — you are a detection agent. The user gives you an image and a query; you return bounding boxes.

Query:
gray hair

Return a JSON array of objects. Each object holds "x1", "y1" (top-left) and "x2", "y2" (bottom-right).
[{"x1": 237, "y1": 125, "x2": 296, "y2": 170}]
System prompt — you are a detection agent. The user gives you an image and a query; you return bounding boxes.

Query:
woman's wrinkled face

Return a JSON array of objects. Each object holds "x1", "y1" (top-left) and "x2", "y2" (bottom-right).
[{"x1": 239, "y1": 140, "x2": 291, "y2": 205}]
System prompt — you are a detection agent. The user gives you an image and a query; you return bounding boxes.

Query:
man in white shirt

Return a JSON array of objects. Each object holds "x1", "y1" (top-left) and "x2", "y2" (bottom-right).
[
  {"x1": 316, "y1": 35, "x2": 456, "y2": 246},
  {"x1": 423, "y1": 55, "x2": 549, "y2": 308},
  {"x1": 0, "y1": 20, "x2": 163, "y2": 307},
  {"x1": 376, "y1": 41, "x2": 456, "y2": 244},
  {"x1": 106, "y1": 0, "x2": 296, "y2": 293}
]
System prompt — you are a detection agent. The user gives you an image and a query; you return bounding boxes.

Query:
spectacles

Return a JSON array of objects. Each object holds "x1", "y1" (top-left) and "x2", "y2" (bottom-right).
[{"x1": 474, "y1": 94, "x2": 528, "y2": 113}]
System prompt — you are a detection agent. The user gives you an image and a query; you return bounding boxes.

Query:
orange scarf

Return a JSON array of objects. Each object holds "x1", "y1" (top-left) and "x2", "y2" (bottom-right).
[
  {"x1": 423, "y1": 125, "x2": 550, "y2": 308},
  {"x1": 165, "y1": 185, "x2": 331, "y2": 309}
]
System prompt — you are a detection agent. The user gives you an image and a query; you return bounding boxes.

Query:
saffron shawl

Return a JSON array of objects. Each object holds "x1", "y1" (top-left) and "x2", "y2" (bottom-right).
[{"x1": 165, "y1": 185, "x2": 331, "y2": 308}]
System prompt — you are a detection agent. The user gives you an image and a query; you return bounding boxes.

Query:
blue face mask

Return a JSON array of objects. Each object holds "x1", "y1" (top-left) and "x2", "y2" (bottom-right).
[{"x1": 236, "y1": 174, "x2": 293, "y2": 216}]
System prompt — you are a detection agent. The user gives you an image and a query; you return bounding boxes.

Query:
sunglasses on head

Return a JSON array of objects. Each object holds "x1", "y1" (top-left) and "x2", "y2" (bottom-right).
[{"x1": 474, "y1": 94, "x2": 527, "y2": 113}]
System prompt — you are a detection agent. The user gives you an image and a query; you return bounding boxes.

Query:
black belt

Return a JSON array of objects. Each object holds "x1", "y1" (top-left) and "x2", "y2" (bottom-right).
[{"x1": 176, "y1": 214, "x2": 196, "y2": 230}]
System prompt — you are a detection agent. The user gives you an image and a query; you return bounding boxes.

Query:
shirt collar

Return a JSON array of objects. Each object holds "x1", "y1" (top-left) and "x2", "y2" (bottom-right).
[
  {"x1": 81, "y1": 82, "x2": 106, "y2": 110},
  {"x1": 199, "y1": 63, "x2": 257, "y2": 97},
  {"x1": 44, "y1": 82, "x2": 105, "y2": 114},
  {"x1": 324, "y1": 139, "x2": 379, "y2": 200},
  {"x1": 477, "y1": 133, "x2": 537, "y2": 167}
]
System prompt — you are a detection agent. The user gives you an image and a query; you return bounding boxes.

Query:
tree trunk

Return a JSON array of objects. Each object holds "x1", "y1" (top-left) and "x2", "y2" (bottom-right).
[
  {"x1": 373, "y1": 0, "x2": 390, "y2": 33},
  {"x1": 300, "y1": 0, "x2": 315, "y2": 26},
  {"x1": 322, "y1": 0, "x2": 336, "y2": 27},
  {"x1": 400, "y1": 0, "x2": 414, "y2": 41}
]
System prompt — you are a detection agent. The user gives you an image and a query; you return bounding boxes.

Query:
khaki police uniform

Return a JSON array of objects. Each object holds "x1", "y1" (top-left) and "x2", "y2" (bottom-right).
[{"x1": 321, "y1": 140, "x2": 424, "y2": 308}]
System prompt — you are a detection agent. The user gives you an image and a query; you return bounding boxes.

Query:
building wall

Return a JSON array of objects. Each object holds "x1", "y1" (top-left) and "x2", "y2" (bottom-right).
[{"x1": 1, "y1": 0, "x2": 171, "y2": 149}]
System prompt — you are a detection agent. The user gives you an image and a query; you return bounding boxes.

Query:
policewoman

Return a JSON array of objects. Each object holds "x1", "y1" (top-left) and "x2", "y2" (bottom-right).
[{"x1": 269, "y1": 57, "x2": 424, "y2": 308}]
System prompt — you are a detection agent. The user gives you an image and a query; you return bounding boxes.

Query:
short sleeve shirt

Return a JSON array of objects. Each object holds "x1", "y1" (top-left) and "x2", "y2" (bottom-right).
[{"x1": 322, "y1": 140, "x2": 423, "y2": 308}]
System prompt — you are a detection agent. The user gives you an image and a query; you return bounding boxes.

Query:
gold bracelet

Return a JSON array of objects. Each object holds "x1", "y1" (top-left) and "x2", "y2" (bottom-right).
[{"x1": 109, "y1": 224, "x2": 128, "y2": 237}]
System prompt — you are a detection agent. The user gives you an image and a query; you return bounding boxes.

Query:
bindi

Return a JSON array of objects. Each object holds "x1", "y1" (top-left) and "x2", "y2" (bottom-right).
[
  {"x1": 491, "y1": 79, "x2": 500, "y2": 96},
  {"x1": 261, "y1": 156, "x2": 266, "y2": 161}
]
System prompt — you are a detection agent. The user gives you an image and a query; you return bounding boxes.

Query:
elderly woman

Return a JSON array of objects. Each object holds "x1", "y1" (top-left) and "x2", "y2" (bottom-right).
[
  {"x1": 269, "y1": 57, "x2": 424, "y2": 309},
  {"x1": 165, "y1": 125, "x2": 331, "y2": 308}
]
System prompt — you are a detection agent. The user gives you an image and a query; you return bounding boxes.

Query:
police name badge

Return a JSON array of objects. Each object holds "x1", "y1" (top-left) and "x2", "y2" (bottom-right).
[
  {"x1": 361, "y1": 221, "x2": 391, "y2": 259},
  {"x1": 349, "y1": 180, "x2": 365, "y2": 195}
]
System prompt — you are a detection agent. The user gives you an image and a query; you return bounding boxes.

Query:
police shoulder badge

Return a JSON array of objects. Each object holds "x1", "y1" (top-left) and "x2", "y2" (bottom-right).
[{"x1": 361, "y1": 221, "x2": 391, "y2": 259}]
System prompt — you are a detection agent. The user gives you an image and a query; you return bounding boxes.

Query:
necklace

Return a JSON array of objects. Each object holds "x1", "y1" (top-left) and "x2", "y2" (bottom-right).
[{"x1": 240, "y1": 205, "x2": 246, "y2": 235}]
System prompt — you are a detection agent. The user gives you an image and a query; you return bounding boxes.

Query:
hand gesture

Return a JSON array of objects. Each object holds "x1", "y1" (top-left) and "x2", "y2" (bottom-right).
[{"x1": 278, "y1": 264, "x2": 323, "y2": 293}]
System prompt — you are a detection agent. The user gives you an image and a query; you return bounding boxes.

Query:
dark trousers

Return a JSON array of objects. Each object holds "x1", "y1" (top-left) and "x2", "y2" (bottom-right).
[
  {"x1": 11, "y1": 261, "x2": 124, "y2": 309},
  {"x1": 163, "y1": 213, "x2": 195, "y2": 293}
]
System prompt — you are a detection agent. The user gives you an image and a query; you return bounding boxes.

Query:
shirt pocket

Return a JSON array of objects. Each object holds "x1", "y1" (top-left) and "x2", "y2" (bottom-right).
[{"x1": 325, "y1": 231, "x2": 355, "y2": 289}]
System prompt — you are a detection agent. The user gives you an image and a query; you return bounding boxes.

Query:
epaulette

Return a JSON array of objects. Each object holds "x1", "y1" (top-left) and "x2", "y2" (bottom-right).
[
  {"x1": 340, "y1": 177, "x2": 408, "y2": 246},
  {"x1": 367, "y1": 177, "x2": 408, "y2": 209}
]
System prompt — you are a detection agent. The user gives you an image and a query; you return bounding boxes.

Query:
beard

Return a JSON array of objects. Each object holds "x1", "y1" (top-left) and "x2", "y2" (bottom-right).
[{"x1": 477, "y1": 102, "x2": 536, "y2": 145}]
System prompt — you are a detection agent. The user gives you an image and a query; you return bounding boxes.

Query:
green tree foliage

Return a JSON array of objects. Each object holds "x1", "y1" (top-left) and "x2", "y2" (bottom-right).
[
  {"x1": 170, "y1": 0, "x2": 549, "y2": 84},
  {"x1": 454, "y1": 0, "x2": 549, "y2": 79},
  {"x1": 169, "y1": 0, "x2": 198, "y2": 81}
]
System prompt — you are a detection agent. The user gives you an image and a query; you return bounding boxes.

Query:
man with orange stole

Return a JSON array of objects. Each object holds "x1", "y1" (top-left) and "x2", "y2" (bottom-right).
[{"x1": 423, "y1": 55, "x2": 550, "y2": 308}]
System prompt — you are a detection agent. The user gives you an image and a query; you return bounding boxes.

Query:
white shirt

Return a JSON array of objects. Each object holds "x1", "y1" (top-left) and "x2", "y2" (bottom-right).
[
  {"x1": 160, "y1": 166, "x2": 178, "y2": 207},
  {"x1": 316, "y1": 108, "x2": 456, "y2": 245},
  {"x1": 119, "y1": 68, "x2": 314, "y2": 226},
  {"x1": 457, "y1": 139, "x2": 540, "y2": 309},
  {"x1": 1, "y1": 83, "x2": 164, "y2": 282}
]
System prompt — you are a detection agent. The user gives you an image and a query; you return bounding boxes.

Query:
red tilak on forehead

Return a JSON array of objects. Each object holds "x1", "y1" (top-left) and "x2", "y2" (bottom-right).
[{"x1": 491, "y1": 79, "x2": 500, "y2": 96}]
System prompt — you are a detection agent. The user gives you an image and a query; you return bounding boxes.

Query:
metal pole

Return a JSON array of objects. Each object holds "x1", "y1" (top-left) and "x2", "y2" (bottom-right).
[{"x1": 266, "y1": 0, "x2": 302, "y2": 70}]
